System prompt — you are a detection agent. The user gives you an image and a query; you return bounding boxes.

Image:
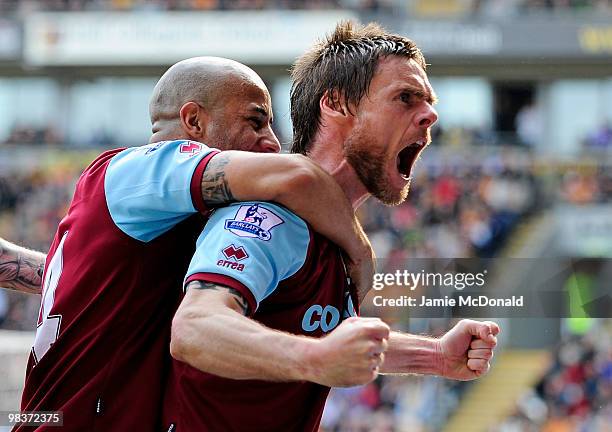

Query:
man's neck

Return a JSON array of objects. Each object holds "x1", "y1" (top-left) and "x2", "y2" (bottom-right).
[{"x1": 307, "y1": 136, "x2": 370, "y2": 210}]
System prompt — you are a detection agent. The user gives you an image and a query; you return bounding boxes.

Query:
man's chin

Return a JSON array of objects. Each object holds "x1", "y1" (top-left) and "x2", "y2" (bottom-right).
[{"x1": 370, "y1": 180, "x2": 410, "y2": 206}]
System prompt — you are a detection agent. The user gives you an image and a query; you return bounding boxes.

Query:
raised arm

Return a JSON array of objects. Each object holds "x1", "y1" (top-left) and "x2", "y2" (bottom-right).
[
  {"x1": 171, "y1": 202, "x2": 387, "y2": 386},
  {"x1": 200, "y1": 151, "x2": 374, "y2": 300},
  {"x1": 0, "y1": 238, "x2": 46, "y2": 294},
  {"x1": 170, "y1": 281, "x2": 389, "y2": 387},
  {"x1": 380, "y1": 320, "x2": 500, "y2": 380}
]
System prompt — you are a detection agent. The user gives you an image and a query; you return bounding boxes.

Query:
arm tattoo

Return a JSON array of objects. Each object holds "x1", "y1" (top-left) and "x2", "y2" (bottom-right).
[
  {"x1": 186, "y1": 280, "x2": 249, "y2": 315},
  {"x1": 0, "y1": 240, "x2": 44, "y2": 294},
  {"x1": 201, "y1": 153, "x2": 235, "y2": 207}
]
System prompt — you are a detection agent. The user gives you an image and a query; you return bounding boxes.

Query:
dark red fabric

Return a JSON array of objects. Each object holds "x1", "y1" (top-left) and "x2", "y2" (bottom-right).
[
  {"x1": 163, "y1": 230, "x2": 359, "y2": 432},
  {"x1": 17, "y1": 148, "x2": 212, "y2": 432}
]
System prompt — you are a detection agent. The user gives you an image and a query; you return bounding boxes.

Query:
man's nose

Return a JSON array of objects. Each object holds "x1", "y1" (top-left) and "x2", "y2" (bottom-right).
[{"x1": 256, "y1": 128, "x2": 281, "y2": 154}]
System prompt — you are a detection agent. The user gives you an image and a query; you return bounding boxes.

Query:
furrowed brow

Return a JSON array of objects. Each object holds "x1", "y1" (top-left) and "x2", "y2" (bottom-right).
[
  {"x1": 403, "y1": 86, "x2": 438, "y2": 105},
  {"x1": 251, "y1": 106, "x2": 272, "y2": 124}
]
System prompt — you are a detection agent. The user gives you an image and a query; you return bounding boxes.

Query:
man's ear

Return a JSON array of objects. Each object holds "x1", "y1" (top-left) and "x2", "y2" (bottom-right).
[
  {"x1": 179, "y1": 102, "x2": 208, "y2": 140},
  {"x1": 319, "y1": 89, "x2": 353, "y2": 123}
]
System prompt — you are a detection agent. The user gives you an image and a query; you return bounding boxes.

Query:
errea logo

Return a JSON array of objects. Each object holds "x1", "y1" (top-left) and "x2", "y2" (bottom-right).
[
  {"x1": 217, "y1": 244, "x2": 248, "y2": 272},
  {"x1": 222, "y1": 244, "x2": 248, "y2": 261}
]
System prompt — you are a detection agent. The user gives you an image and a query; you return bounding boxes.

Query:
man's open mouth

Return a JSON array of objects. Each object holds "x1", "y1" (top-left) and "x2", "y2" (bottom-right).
[{"x1": 396, "y1": 140, "x2": 426, "y2": 180}]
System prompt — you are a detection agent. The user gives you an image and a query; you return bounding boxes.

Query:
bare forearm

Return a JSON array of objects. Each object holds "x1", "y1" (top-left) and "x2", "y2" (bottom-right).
[
  {"x1": 379, "y1": 330, "x2": 443, "y2": 376},
  {"x1": 0, "y1": 238, "x2": 45, "y2": 294},
  {"x1": 173, "y1": 311, "x2": 314, "y2": 381},
  {"x1": 171, "y1": 289, "x2": 315, "y2": 382}
]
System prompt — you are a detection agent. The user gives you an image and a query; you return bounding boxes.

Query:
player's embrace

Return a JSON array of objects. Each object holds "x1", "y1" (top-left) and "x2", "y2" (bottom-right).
[
  {"x1": 163, "y1": 21, "x2": 499, "y2": 432},
  {"x1": 9, "y1": 57, "x2": 374, "y2": 432},
  {"x1": 0, "y1": 23, "x2": 500, "y2": 432}
]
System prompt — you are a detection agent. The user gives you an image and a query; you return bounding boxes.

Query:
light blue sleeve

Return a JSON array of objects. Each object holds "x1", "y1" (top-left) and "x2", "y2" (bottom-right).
[
  {"x1": 105, "y1": 140, "x2": 216, "y2": 242},
  {"x1": 185, "y1": 201, "x2": 311, "y2": 312}
]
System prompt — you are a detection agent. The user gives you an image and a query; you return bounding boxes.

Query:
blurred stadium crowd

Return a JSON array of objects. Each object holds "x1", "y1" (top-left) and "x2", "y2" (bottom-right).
[
  {"x1": 1, "y1": 0, "x2": 611, "y2": 14},
  {"x1": 319, "y1": 321, "x2": 612, "y2": 431},
  {"x1": 495, "y1": 322, "x2": 612, "y2": 432},
  {"x1": 3, "y1": 125, "x2": 63, "y2": 147}
]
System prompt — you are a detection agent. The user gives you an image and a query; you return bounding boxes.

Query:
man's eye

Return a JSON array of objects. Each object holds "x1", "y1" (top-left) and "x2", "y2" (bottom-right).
[
  {"x1": 249, "y1": 118, "x2": 263, "y2": 130},
  {"x1": 400, "y1": 92, "x2": 415, "y2": 105},
  {"x1": 401, "y1": 91, "x2": 427, "y2": 106}
]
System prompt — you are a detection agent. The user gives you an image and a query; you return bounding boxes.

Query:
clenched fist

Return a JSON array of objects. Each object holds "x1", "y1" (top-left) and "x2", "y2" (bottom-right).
[
  {"x1": 437, "y1": 319, "x2": 500, "y2": 381},
  {"x1": 305, "y1": 317, "x2": 390, "y2": 387}
]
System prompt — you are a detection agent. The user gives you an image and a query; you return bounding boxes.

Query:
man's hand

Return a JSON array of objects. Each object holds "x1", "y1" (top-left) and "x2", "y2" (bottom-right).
[
  {"x1": 305, "y1": 317, "x2": 390, "y2": 388},
  {"x1": 437, "y1": 319, "x2": 500, "y2": 381}
]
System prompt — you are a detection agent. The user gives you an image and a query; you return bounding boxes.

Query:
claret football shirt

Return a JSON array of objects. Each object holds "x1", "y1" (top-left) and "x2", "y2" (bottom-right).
[
  {"x1": 18, "y1": 140, "x2": 217, "y2": 432},
  {"x1": 162, "y1": 201, "x2": 359, "y2": 432}
]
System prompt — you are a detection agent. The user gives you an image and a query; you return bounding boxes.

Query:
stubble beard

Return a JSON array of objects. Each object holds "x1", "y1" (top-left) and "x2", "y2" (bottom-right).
[
  {"x1": 343, "y1": 126, "x2": 410, "y2": 206},
  {"x1": 206, "y1": 118, "x2": 243, "y2": 151}
]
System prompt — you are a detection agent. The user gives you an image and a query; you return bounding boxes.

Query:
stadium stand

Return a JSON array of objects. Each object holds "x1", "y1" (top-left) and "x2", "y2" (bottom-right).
[
  {"x1": 0, "y1": 0, "x2": 610, "y2": 14},
  {"x1": 494, "y1": 322, "x2": 612, "y2": 432}
]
